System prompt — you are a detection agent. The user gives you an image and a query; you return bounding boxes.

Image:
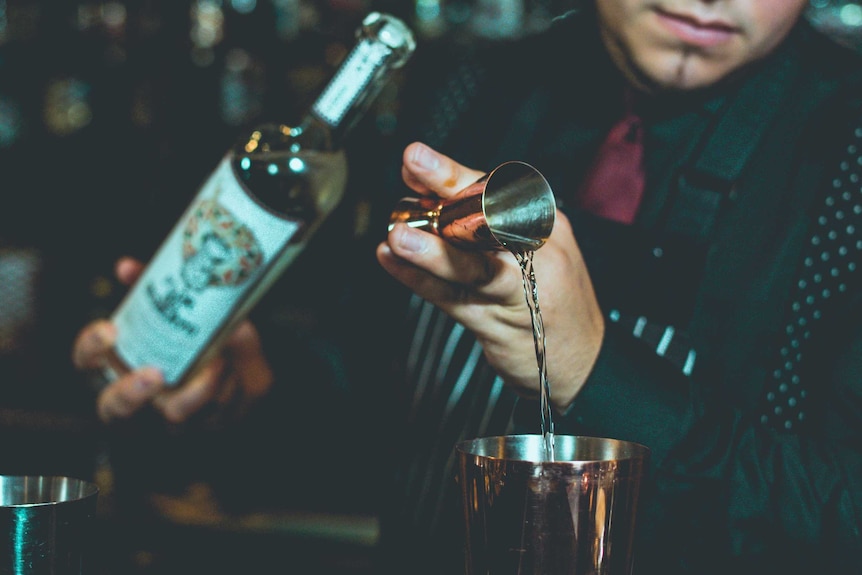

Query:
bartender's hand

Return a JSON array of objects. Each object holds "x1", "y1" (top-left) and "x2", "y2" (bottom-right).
[
  {"x1": 71, "y1": 257, "x2": 273, "y2": 427},
  {"x1": 377, "y1": 142, "x2": 604, "y2": 413}
]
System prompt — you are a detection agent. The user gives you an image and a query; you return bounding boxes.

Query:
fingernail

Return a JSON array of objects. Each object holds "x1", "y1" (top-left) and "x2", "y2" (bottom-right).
[
  {"x1": 395, "y1": 226, "x2": 428, "y2": 253},
  {"x1": 412, "y1": 144, "x2": 439, "y2": 171},
  {"x1": 89, "y1": 329, "x2": 105, "y2": 348},
  {"x1": 134, "y1": 376, "x2": 156, "y2": 392},
  {"x1": 135, "y1": 368, "x2": 163, "y2": 392}
]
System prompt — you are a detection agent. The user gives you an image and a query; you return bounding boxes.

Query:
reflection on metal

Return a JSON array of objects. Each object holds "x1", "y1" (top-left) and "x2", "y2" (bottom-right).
[
  {"x1": 457, "y1": 435, "x2": 650, "y2": 575},
  {"x1": 389, "y1": 161, "x2": 556, "y2": 252},
  {"x1": 0, "y1": 476, "x2": 99, "y2": 574}
]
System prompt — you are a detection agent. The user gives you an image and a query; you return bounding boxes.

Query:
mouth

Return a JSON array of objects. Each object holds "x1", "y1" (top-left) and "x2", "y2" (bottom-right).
[{"x1": 654, "y1": 8, "x2": 739, "y2": 48}]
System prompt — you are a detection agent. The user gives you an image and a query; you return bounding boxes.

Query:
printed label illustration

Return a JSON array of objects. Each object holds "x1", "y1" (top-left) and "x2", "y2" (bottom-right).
[{"x1": 112, "y1": 156, "x2": 301, "y2": 384}]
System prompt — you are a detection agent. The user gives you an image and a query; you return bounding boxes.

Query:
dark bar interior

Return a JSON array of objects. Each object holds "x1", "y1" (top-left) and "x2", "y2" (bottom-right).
[{"x1": 0, "y1": 1, "x2": 860, "y2": 574}]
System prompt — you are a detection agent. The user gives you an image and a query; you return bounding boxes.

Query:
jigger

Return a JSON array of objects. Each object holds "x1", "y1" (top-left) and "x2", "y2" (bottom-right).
[{"x1": 389, "y1": 161, "x2": 556, "y2": 251}]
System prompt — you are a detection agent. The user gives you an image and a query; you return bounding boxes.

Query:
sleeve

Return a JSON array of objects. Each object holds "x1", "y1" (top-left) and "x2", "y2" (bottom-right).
[{"x1": 551, "y1": 283, "x2": 862, "y2": 574}]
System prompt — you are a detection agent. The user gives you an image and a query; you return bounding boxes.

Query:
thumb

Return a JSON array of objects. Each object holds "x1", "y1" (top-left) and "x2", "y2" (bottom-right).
[{"x1": 401, "y1": 142, "x2": 485, "y2": 198}]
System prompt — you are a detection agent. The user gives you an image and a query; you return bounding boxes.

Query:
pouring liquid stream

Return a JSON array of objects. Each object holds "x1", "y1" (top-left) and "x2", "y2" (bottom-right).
[{"x1": 513, "y1": 249, "x2": 554, "y2": 462}]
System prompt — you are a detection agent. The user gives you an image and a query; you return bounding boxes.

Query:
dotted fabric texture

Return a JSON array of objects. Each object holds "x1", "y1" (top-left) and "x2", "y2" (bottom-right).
[{"x1": 759, "y1": 126, "x2": 862, "y2": 432}]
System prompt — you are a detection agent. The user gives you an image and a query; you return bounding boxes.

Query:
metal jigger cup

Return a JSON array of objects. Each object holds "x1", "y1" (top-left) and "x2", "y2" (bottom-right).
[{"x1": 389, "y1": 161, "x2": 556, "y2": 251}]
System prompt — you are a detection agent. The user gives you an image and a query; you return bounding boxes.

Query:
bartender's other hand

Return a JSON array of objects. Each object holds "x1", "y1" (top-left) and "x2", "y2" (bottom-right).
[{"x1": 71, "y1": 257, "x2": 273, "y2": 427}]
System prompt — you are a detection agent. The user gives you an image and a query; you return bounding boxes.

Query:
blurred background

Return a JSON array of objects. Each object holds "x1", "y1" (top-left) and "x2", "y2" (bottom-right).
[{"x1": 0, "y1": 1, "x2": 858, "y2": 573}]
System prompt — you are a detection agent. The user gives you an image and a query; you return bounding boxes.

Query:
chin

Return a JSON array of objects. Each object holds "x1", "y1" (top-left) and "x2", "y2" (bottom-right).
[
  {"x1": 637, "y1": 53, "x2": 738, "y2": 93},
  {"x1": 652, "y1": 72, "x2": 723, "y2": 91}
]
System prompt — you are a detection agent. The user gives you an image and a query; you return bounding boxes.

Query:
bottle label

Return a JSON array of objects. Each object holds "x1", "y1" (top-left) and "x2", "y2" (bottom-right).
[
  {"x1": 312, "y1": 38, "x2": 392, "y2": 127},
  {"x1": 112, "y1": 156, "x2": 301, "y2": 384}
]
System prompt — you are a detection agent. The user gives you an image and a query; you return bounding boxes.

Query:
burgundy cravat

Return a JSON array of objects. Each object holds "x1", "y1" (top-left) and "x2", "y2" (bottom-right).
[{"x1": 576, "y1": 113, "x2": 645, "y2": 224}]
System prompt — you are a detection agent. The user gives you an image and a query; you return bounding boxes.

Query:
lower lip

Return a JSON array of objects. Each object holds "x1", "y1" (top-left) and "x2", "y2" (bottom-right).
[{"x1": 655, "y1": 12, "x2": 736, "y2": 48}]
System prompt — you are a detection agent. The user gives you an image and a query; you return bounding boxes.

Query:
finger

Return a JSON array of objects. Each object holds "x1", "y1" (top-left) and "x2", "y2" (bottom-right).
[
  {"x1": 204, "y1": 322, "x2": 274, "y2": 425},
  {"x1": 212, "y1": 365, "x2": 240, "y2": 409},
  {"x1": 115, "y1": 257, "x2": 145, "y2": 286},
  {"x1": 152, "y1": 358, "x2": 225, "y2": 424},
  {"x1": 225, "y1": 322, "x2": 273, "y2": 403},
  {"x1": 401, "y1": 142, "x2": 485, "y2": 198},
  {"x1": 96, "y1": 367, "x2": 164, "y2": 423},
  {"x1": 380, "y1": 223, "x2": 514, "y2": 291},
  {"x1": 71, "y1": 320, "x2": 116, "y2": 369},
  {"x1": 377, "y1": 240, "x2": 463, "y2": 305}
]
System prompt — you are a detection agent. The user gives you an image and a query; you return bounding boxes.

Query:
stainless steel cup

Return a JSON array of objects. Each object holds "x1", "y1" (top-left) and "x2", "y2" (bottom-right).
[
  {"x1": 389, "y1": 161, "x2": 556, "y2": 252},
  {"x1": 0, "y1": 476, "x2": 99, "y2": 575},
  {"x1": 456, "y1": 435, "x2": 649, "y2": 575}
]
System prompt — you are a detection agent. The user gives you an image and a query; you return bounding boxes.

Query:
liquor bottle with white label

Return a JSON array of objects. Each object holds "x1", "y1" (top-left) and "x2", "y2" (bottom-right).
[{"x1": 105, "y1": 12, "x2": 415, "y2": 385}]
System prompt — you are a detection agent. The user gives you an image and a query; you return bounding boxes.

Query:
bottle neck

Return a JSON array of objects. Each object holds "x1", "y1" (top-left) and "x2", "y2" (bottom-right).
[
  {"x1": 233, "y1": 13, "x2": 414, "y2": 157},
  {"x1": 308, "y1": 46, "x2": 388, "y2": 146},
  {"x1": 306, "y1": 13, "x2": 414, "y2": 146}
]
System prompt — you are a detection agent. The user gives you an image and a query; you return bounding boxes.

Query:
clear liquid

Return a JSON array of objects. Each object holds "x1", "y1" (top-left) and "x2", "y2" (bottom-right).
[
  {"x1": 233, "y1": 125, "x2": 348, "y2": 224},
  {"x1": 514, "y1": 249, "x2": 554, "y2": 462}
]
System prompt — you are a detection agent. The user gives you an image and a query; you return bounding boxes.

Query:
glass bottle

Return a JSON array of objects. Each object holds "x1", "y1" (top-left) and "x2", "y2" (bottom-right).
[{"x1": 106, "y1": 12, "x2": 415, "y2": 385}]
